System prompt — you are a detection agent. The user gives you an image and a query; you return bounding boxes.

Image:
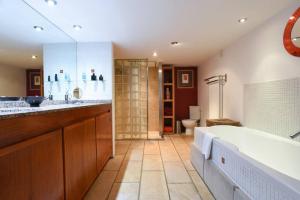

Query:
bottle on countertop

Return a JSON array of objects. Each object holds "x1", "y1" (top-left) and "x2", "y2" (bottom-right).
[{"x1": 91, "y1": 73, "x2": 97, "y2": 81}]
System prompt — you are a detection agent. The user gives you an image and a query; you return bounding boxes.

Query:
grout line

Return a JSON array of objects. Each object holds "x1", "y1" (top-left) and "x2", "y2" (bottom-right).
[
  {"x1": 158, "y1": 136, "x2": 172, "y2": 200},
  {"x1": 169, "y1": 136, "x2": 203, "y2": 197},
  {"x1": 137, "y1": 140, "x2": 145, "y2": 200},
  {"x1": 105, "y1": 140, "x2": 132, "y2": 200}
]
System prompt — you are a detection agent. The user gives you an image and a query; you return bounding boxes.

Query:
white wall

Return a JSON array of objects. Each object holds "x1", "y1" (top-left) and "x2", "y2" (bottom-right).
[
  {"x1": 43, "y1": 43, "x2": 77, "y2": 100},
  {"x1": 77, "y1": 42, "x2": 113, "y2": 100},
  {"x1": 198, "y1": 4, "x2": 300, "y2": 126},
  {"x1": 43, "y1": 42, "x2": 113, "y2": 100},
  {"x1": 0, "y1": 65, "x2": 26, "y2": 96}
]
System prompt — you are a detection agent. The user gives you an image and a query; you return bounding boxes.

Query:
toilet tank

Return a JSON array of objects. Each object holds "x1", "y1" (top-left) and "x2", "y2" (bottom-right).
[{"x1": 189, "y1": 106, "x2": 201, "y2": 120}]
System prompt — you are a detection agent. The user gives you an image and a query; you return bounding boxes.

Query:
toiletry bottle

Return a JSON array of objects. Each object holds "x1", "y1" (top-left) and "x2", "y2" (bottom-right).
[
  {"x1": 99, "y1": 74, "x2": 104, "y2": 81},
  {"x1": 166, "y1": 87, "x2": 170, "y2": 99},
  {"x1": 91, "y1": 73, "x2": 97, "y2": 81}
]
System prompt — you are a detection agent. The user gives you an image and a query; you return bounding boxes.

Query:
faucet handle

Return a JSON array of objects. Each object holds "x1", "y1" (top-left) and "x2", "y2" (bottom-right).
[{"x1": 290, "y1": 131, "x2": 300, "y2": 139}]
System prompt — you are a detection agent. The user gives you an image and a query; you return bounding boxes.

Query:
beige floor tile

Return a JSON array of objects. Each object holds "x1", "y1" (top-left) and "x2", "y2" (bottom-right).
[
  {"x1": 182, "y1": 160, "x2": 195, "y2": 171},
  {"x1": 124, "y1": 149, "x2": 144, "y2": 161},
  {"x1": 116, "y1": 140, "x2": 132, "y2": 145},
  {"x1": 104, "y1": 155, "x2": 125, "y2": 171},
  {"x1": 130, "y1": 140, "x2": 145, "y2": 149},
  {"x1": 161, "y1": 152, "x2": 181, "y2": 162},
  {"x1": 168, "y1": 183, "x2": 201, "y2": 200},
  {"x1": 188, "y1": 171, "x2": 215, "y2": 200},
  {"x1": 148, "y1": 131, "x2": 162, "y2": 139},
  {"x1": 116, "y1": 143, "x2": 130, "y2": 155},
  {"x1": 164, "y1": 161, "x2": 191, "y2": 183},
  {"x1": 143, "y1": 154, "x2": 163, "y2": 171},
  {"x1": 116, "y1": 160, "x2": 142, "y2": 182},
  {"x1": 108, "y1": 183, "x2": 139, "y2": 200},
  {"x1": 140, "y1": 171, "x2": 170, "y2": 200},
  {"x1": 179, "y1": 152, "x2": 191, "y2": 160},
  {"x1": 84, "y1": 171, "x2": 118, "y2": 200},
  {"x1": 145, "y1": 140, "x2": 159, "y2": 145},
  {"x1": 144, "y1": 145, "x2": 160, "y2": 155}
]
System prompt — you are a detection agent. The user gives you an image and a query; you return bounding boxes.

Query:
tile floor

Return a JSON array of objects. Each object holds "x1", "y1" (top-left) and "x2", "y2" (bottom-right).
[{"x1": 85, "y1": 135, "x2": 215, "y2": 200}]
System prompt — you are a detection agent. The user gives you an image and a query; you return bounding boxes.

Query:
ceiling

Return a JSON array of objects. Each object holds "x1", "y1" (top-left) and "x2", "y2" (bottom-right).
[
  {"x1": 0, "y1": 0, "x2": 74, "y2": 69},
  {"x1": 7, "y1": 0, "x2": 300, "y2": 66},
  {"x1": 24, "y1": 0, "x2": 299, "y2": 65}
]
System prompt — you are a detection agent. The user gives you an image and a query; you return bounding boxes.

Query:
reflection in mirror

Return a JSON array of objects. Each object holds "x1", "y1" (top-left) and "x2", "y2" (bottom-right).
[
  {"x1": 291, "y1": 17, "x2": 300, "y2": 48},
  {"x1": 0, "y1": 0, "x2": 75, "y2": 98}
]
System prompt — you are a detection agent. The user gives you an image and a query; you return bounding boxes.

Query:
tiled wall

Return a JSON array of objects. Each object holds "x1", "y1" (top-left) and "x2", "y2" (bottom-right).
[{"x1": 244, "y1": 78, "x2": 300, "y2": 141}]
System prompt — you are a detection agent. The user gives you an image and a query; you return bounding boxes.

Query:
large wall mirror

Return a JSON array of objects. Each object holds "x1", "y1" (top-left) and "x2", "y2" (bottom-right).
[
  {"x1": 283, "y1": 7, "x2": 300, "y2": 57},
  {"x1": 0, "y1": 0, "x2": 76, "y2": 98}
]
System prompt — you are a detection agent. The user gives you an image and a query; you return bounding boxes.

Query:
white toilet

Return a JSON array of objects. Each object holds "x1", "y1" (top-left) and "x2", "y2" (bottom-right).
[{"x1": 182, "y1": 106, "x2": 201, "y2": 135}]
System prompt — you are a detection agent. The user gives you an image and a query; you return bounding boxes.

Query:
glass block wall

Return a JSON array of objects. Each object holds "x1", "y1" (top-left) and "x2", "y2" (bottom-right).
[{"x1": 115, "y1": 59, "x2": 148, "y2": 139}]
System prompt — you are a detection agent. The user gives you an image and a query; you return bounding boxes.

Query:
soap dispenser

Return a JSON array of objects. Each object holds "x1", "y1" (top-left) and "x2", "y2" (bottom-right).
[
  {"x1": 99, "y1": 74, "x2": 104, "y2": 81},
  {"x1": 54, "y1": 74, "x2": 58, "y2": 82},
  {"x1": 91, "y1": 73, "x2": 97, "y2": 81}
]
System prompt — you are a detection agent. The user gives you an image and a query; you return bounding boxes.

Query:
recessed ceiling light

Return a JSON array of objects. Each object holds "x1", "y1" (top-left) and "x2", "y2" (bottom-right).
[
  {"x1": 153, "y1": 52, "x2": 158, "y2": 57},
  {"x1": 171, "y1": 41, "x2": 180, "y2": 46},
  {"x1": 45, "y1": 0, "x2": 57, "y2": 6},
  {"x1": 73, "y1": 25, "x2": 82, "y2": 31},
  {"x1": 31, "y1": 55, "x2": 37, "y2": 60},
  {"x1": 238, "y1": 18, "x2": 247, "y2": 24},
  {"x1": 33, "y1": 26, "x2": 44, "y2": 31}
]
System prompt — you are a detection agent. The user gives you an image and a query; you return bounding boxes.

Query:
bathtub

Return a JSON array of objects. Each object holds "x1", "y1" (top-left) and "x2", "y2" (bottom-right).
[{"x1": 191, "y1": 125, "x2": 300, "y2": 200}]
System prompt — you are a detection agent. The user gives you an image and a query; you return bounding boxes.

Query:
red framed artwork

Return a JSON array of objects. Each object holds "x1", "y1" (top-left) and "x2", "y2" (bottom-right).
[
  {"x1": 177, "y1": 70, "x2": 194, "y2": 88},
  {"x1": 26, "y1": 69, "x2": 43, "y2": 96}
]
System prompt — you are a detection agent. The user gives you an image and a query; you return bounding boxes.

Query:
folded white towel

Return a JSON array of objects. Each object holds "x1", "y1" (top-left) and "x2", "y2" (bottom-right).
[
  {"x1": 201, "y1": 132, "x2": 216, "y2": 159},
  {"x1": 194, "y1": 127, "x2": 217, "y2": 160}
]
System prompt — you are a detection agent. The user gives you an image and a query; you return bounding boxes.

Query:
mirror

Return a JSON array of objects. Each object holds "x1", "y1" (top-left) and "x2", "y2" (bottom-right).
[
  {"x1": 291, "y1": 17, "x2": 300, "y2": 48},
  {"x1": 0, "y1": 0, "x2": 76, "y2": 98},
  {"x1": 283, "y1": 7, "x2": 300, "y2": 57}
]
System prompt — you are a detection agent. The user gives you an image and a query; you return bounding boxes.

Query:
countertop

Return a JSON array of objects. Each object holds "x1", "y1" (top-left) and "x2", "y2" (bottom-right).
[{"x1": 0, "y1": 100, "x2": 112, "y2": 120}]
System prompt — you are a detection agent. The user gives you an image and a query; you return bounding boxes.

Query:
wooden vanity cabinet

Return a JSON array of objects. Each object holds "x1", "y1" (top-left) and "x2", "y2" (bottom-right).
[
  {"x1": 96, "y1": 109, "x2": 113, "y2": 172},
  {"x1": 0, "y1": 103, "x2": 113, "y2": 200},
  {"x1": 0, "y1": 130, "x2": 64, "y2": 200},
  {"x1": 63, "y1": 118, "x2": 98, "y2": 200}
]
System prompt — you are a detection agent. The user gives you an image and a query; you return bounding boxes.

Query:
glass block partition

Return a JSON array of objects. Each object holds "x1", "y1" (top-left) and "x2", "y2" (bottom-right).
[{"x1": 115, "y1": 59, "x2": 148, "y2": 139}]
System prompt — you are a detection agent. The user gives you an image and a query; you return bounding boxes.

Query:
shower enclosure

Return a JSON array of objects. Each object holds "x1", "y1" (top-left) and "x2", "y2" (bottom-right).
[{"x1": 114, "y1": 59, "x2": 149, "y2": 139}]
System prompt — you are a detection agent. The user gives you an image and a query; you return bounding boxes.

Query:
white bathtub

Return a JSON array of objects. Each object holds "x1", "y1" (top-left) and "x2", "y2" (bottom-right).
[{"x1": 192, "y1": 125, "x2": 300, "y2": 200}]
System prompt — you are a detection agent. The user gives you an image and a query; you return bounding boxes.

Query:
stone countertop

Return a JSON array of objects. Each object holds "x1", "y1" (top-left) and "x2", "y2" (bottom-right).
[{"x1": 0, "y1": 100, "x2": 112, "y2": 120}]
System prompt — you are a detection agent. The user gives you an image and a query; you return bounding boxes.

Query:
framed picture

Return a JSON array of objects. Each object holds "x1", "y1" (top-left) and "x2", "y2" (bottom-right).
[
  {"x1": 34, "y1": 76, "x2": 41, "y2": 86},
  {"x1": 29, "y1": 72, "x2": 41, "y2": 90},
  {"x1": 177, "y1": 70, "x2": 194, "y2": 88}
]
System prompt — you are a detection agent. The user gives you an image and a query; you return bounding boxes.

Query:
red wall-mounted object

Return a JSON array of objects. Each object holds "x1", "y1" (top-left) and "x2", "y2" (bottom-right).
[{"x1": 283, "y1": 7, "x2": 300, "y2": 57}]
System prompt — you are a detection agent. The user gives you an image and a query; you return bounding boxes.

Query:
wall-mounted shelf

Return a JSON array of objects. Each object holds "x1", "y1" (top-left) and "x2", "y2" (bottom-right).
[{"x1": 162, "y1": 64, "x2": 175, "y2": 134}]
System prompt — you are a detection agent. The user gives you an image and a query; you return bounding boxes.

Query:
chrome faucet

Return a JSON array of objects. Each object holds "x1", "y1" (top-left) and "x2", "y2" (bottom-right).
[
  {"x1": 65, "y1": 93, "x2": 71, "y2": 104},
  {"x1": 290, "y1": 131, "x2": 300, "y2": 139}
]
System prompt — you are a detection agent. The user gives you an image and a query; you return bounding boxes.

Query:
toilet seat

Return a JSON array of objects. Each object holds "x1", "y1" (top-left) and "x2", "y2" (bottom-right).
[{"x1": 182, "y1": 119, "x2": 197, "y2": 123}]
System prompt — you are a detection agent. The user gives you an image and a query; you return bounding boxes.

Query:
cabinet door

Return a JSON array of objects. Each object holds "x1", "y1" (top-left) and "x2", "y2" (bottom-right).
[
  {"x1": 64, "y1": 118, "x2": 97, "y2": 200},
  {"x1": 96, "y1": 109, "x2": 112, "y2": 173},
  {"x1": 0, "y1": 130, "x2": 64, "y2": 200}
]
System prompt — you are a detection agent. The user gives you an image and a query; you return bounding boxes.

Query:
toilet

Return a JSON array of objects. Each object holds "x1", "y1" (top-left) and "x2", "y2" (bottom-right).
[{"x1": 182, "y1": 106, "x2": 201, "y2": 135}]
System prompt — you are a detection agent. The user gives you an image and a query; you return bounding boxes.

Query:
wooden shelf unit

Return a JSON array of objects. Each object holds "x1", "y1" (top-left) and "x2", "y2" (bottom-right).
[{"x1": 162, "y1": 64, "x2": 175, "y2": 134}]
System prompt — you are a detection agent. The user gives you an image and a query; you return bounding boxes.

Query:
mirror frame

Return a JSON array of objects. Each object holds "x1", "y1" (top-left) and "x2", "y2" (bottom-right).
[{"x1": 283, "y1": 7, "x2": 300, "y2": 57}]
